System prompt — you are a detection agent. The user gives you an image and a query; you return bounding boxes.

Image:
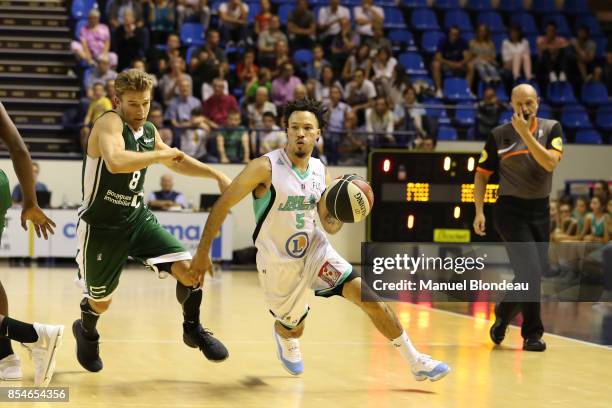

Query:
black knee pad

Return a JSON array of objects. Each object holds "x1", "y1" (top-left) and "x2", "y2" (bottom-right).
[
  {"x1": 176, "y1": 281, "x2": 201, "y2": 304},
  {"x1": 80, "y1": 297, "x2": 99, "y2": 315}
]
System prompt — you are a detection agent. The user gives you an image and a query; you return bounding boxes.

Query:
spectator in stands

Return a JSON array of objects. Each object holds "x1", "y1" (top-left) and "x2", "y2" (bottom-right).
[
  {"x1": 218, "y1": 0, "x2": 249, "y2": 47},
  {"x1": 247, "y1": 86, "x2": 277, "y2": 128},
  {"x1": 353, "y1": 0, "x2": 384, "y2": 38},
  {"x1": 337, "y1": 109, "x2": 366, "y2": 165},
  {"x1": 537, "y1": 22, "x2": 569, "y2": 83},
  {"x1": 305, "y1": 79, "x2": 317, "y2": 100},
  {"x1": 11, "y1": 162, "x2": 48, "y2": 207},
  {"x1": 216, "y1": 110, "x2": 250, "y2": 163},
  {"x1": 270, "y1": 40, "x2": 291, "y2": 77},
  {"x1": 476, "y1": 87, "x2": 508, "y2": 139},
  {"x1": 113, "y1": 9, "x2": 148, "y2": 71},
  {"x1": 246, "y1": 67, "x2": 272, "y2": 101},
  {"x1": 372, "y1": 47, "x2": 397, "y2": 81},
  {"x1": 551, "y1": 201, "x2": 579, "y2": 242},
  {"x1": 293, "y1": 84, "x2": 308, "y2": 101},
  {"x1": 237, "y1": 49, "x2": 258, "y2": 88},
  {"x1": 258, "y1": 112, "x2": 287, "y2": 154},
  {"x1": 604, "y1": 39, "x2": 612, "y2": 93},
  {"x1": 159, "y1": 57, "x2": 192, "y2": 105},
  {"x1": 203, "y1": 78, "x2": 240, "y2": 125},
  {"x1": 147, "y1": 174, "x2": 186, "y2": 210},
  {"x1": 254, "y1": 0, "x2": 273, "y2": 35},
  {"x1": 132, "y1": 58, "x2": 158, "y2": 89},
  {"x1": 366, "y1": 96, "x2": 395, "y2": 145},
  {"x1": 271, "y1": 63, "x2": 303, "y2": 107},
  {"x1": 326, "y1": 85, "x2": 351, "y2": 133},
  {"x1": 80, "y1": 82, "x2": 113, "y2": 149},
  {"x1": 201, "y1": 29, "x2": 228, "y2": 66},
  {"x1": 72, "y1": 9, "x2": 116, "y2": 68},
  {"x1": 580, "y1": 195, "x2": 610, "y2": 242},
  {"x1": 567, "y1": 26, "x2": 597, "y2": 83},
  {"x1": 147, "y1": 33, "x2": 183, "y2": 76},
  {"x1": 316, "y1": 65, "x2": 343, "y2": 105},
  {"x1": 345, "y1": 68, "x2": 377, "y2": 120},
  {"x1": 593, "y1": 180, "x2": 610, "y2": 201},
  {"x1": 330, "y1": 18, "x2": 360, "y2": 76},
  {"x1": 165, "y1": 79, "x2": 207, "y2": 129},
  {"x1": 342, "y1": 43, "x2": 372, "y2": 82},
  {"x1": 287, "y1": 0, "x2": 316, "y2": 50},
  {"x1": 413, "y1": 135, "x2": 436, "y2": 151},
  {"x1": 176, "y1": 0, "x2": 211, "y2": 29},
  {"x1": 468, "y1": 24, "x2": 501, "y2": 88},
  {"x1": 394, "y1": 85, "x2": 426, "y2": 138},
  {"x1": 258, "y1": 16, "x2": 288, "y2": 68},
  {"x1": 105, "y1": 79, "x2": 116, "y2": 104},
  {"x1": 181, "y1": 107, "x2": 218, "y2": 162},
  {"x1": 432, "y1": 26, "x2": 471, "y2": 98},
  {"x1": 148, "y1": 106, "x2": 174, "y2": 145},
  {"x1": 109, "y1": 0, "x2": 144, "y2": 30},
  {"x1": 388, "y1": 62, "x2": 411, "y2": 106},
  {"x1": 502, "y1": 24, "x2": 533, "y2": 82},
  {"x1": 85, "y1": 54, "x2": 118, "y2": 90},
  {"x1": 144, "y1": 0, "x2": 177, "y2": 46},
  {"x1": 365, "y1": 20, "x2": 391, "y2": 57},
  {"x1": 317, "y1": 0, "x2": 350, "y2": 49},
  {"x1": 573, "y1": 196, "x2": 589, "y2": 236},
  {"x1": 305, "y1": 44, "x2": 331, "y2": 82}
]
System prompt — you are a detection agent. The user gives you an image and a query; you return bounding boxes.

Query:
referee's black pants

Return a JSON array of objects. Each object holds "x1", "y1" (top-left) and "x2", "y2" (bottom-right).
[{"x1": 493, "y1": 196, "x2": 549, "y2": 340}]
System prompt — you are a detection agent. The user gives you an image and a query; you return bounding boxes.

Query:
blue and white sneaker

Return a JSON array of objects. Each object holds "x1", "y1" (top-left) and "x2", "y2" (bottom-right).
[
  {"x1": 272, "y1": 326, "x2": 304, "y2": 376},
  {"x1": 410, "y1": 354, "x2": 450, "y2": 382}
]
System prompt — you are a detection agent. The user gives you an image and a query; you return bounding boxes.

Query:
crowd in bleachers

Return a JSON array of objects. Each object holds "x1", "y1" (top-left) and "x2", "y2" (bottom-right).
[{"x1": 68, "y1": 0, "x2": 612, "y2": 165}]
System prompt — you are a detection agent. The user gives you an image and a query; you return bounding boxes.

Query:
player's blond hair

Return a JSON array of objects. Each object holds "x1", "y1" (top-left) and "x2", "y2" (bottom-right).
[{"x1": 114, "y1": 69, "x2": 154, "y2": 97}]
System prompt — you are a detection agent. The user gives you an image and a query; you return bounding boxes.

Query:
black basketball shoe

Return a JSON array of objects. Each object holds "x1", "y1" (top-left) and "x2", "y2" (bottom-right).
[
  {"x1": 489, "y1": 319, "x2": 507, "y2": 345},
  {"x1": 72, "y1": 320, "x2": 103, "y2": 372},
  {"x1": 523, "y1": 338, "x2": 547, "y2": 352},
  {"x1": 183, "y1": 323, "x2": 229, "y2": 362}
]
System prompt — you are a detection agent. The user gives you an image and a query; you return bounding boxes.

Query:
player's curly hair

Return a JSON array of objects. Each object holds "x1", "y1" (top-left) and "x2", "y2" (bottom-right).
[{"x1": 282, "y1": 99, "x2": 328, "y2": 131}]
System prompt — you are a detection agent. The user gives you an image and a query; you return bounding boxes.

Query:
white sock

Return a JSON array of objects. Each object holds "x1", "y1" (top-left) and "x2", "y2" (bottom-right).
[{"x1": 391, "y1": 331, "x2": 420, "y2": 364}]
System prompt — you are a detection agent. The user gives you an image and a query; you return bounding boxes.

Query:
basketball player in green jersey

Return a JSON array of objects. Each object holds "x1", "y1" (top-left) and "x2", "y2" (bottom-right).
[
  {"x1": 0, "y1": 101, "x2": 64, "y2": 387},
  {"x1": 189, "y1": 99, "x2": 450, "y2": 381},
  {"x1": 72, "y1": 69, "x2": 231, "y2": 373}
]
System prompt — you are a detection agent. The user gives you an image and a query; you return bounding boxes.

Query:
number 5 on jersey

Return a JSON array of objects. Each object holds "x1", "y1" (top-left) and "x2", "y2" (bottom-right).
[{"x1": 296, "y1": 213, "x2": 305, "y2": 229}]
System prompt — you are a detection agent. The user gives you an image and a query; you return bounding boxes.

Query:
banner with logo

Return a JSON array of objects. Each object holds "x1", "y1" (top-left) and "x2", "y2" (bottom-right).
[{"x1": 0, "y1": 209, "x2": 232, "y2": 260}]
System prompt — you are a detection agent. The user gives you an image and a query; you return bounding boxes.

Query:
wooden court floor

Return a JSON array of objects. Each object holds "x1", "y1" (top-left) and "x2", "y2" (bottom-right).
[{"x1": 0, "y1": 265, "x2": 611, "y2": 408}]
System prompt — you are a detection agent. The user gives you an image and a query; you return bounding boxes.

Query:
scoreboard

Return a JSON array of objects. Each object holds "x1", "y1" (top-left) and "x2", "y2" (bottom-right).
[{"x1": 367, "y1": 149, "x2": 500, "y2": 242}]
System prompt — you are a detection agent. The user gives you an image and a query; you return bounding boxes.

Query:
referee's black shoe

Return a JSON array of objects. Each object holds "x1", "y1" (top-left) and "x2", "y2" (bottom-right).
[
  {"x1": 72, "y1": 319, "x2": 103, "y2": 372},
  {"x1": 183, "y1": 323, "x2": 229, "y2": 362},
  {"x1": 523, "y1": 338, "x2": 547, "y2": 352},
  {"x1": 489, "y1": 319, "x2": 507, "y2": 345}
]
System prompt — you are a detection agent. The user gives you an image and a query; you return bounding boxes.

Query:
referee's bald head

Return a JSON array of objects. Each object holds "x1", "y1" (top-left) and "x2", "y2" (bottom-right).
[{"x1": 511, "y1": 84, "x2": 538, "y2": 101}]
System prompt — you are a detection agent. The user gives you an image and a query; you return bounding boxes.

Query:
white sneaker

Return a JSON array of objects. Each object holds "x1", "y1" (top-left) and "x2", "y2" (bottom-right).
[
  {"x1": 435, "y1": 88, "x2": 444, "y2": 98},
  {"x1": 410, "y1": 353, "x2": 450, "y2": 382},
  {"x1": 559, "y1": 71, "x2": 567, "y2": 82},
  {"x1": 0, "y1": 354, "x2": 22, "y2": 380},
  {"x1": 549, "y1": 71, "x2": 558, "y2": 83},
  {"x1": 22, "y1": 323, "x2": 64, "y2": 387},
  {"x1": 272, "y1": 325, "x2": 304, "y2": 376}
]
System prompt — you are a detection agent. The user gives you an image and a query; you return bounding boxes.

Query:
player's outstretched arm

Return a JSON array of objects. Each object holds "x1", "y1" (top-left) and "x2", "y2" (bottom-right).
[
  {"x1": 190, "y1": 157, "x2": 272, "y2": 285},
  {"x1": 154, "y1": 130, "x2": 232, "y2": 193},
  {"x1": 0, "y1": 102, "x2": 56, "y2": 239},
  {"x1": 98, "y1": 114, "x2": 183, "y2": 174},
  {"x1": 318, "y1": 169, "x2": 343, "y2": 235}
]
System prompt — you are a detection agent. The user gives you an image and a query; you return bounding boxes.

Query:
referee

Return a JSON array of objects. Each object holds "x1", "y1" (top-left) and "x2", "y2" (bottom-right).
[{"x1": 473, "y1": 84, "x2": 564, "y2": 352}]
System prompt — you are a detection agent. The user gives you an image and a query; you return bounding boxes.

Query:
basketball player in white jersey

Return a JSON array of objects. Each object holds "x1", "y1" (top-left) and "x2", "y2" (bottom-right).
[{"x1": 189, "y1": 99, "x2": 450, "y2": 380}]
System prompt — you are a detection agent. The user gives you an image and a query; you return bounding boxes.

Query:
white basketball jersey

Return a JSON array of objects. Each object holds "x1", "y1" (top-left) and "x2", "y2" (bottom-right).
[{"x1": 253, "y1": 149, "x2": 327, "y2": 264}]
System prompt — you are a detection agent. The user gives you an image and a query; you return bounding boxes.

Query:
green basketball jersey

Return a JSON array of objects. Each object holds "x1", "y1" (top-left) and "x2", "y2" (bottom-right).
[{"x1": 79, "y1": 112, "x2": 157, "y2": 228}]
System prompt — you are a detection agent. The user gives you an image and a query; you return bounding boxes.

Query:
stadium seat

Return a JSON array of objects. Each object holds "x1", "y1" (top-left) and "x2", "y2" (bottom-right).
[
  {"x1": 565, "y1": 0, "x2": 590, "y2": 14},
  {"x1": 595, "y1": 106, "x2": 612, "y2": 132},
  {"x1": 538, "y1": 104, "x2": 553, "y2": 119},
  {"x1": 74, "y1": 18, "x2": 88, "y2": 40},
  {"x1": 531, "y1": 0, "x2": 558, "y2": 14},
  {"x1": 467, "y1": 0, "x2": 493, "y2": 11},
  {"x1": 499, "y1": 109, "x2": 512, "y2": 124},
  {"x1": 477, "y1": 82, "x2": 508, "y2": 102},
  {"x1": 185, "y1": 46, "x2": 199, "y2": 64},
  {"x1": 575, "y1": 130, "x2": 602, "y2": 144},
  {"x1": 437, "y1": 126, "x2": 458, "y2": 140},
  {"x1": 547, "y1": 81, "x2": 577, "y2": 105},
  {"x1": 561, "y1": 106, "x2": 593, "y2": 130},
  {"x1": 581, "y1": 82, "x2": 609, "y2": 107},
  {"x1": 411, "y1": 8, "x2": 440, "y2": 31},
  {"x1": 389, "y1": 29, "x2": 416, "y2": 50},
  {"x1": 443, "y1": 10, "x2": 472, "y2": 32},
  {"x1": 497, "y1": 0, "x2": 522, "y2": 12},
  {"x1": 455, "y1": 104, "x2": 476, "y2": 127},
  {"x1": 180, "y1": 23, "x2": 204, "y2": 46},
  {"x1": 461, "y1": 31, "x2": 475, "y2": 43},
  {"x1": 293, "y1": 49, "x2": 313, "y2": 73},
  {"x1": 383, "y1": 7, "x2": 407, "y2": 29},
  {"x1": 247, "y1": 3, "x2": 260, "y2": 24},
  {"x1": 510, "y1": 13, "x2": 537, "y2": 35},
  {"x1": 443, "y1": 77, "x2": 476, "y2": 102},
  {"x1": 593, "y1": 36, "x2": 608, "y2": 58},
  {"x1": 71, "y1": 0, "x2": 96, "y2": 19},
  {"x1": 421, "y1": 31, "x2": 444, "y2": 54},
  {"x1": 492, "y1": 33, "x2": 506, "y2": 53},
  {"x1": 435, "y1": 0, "x2": 460, "y2": 10},
  {"x1": 278, "y1": 5, "x2": 293, "y2": 25},
  {"x1": 403, "y1": 0, "x2": 428, "y2": 7},
  {"x1": 541, "y1": 14, "x2": 571, "y2": 37},
  {"x1": 423, "y1": 97, "x2": 450, "y2": 124},
  {"x1": 477, "y1": 12, "x2": 505, "y2": 34},
  {"x1": 398, "y1": 52, "x2": 428, "y2": 75},
  {"x1": 575, "y1": 15, "x2": 602, "y2": 36}
]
